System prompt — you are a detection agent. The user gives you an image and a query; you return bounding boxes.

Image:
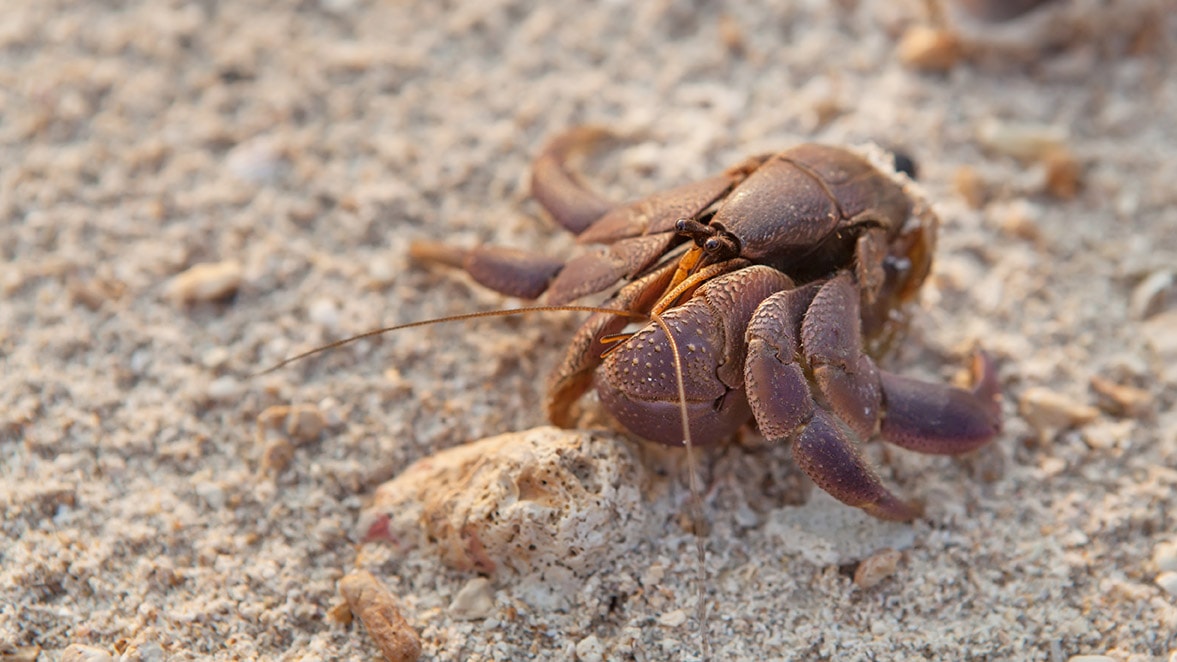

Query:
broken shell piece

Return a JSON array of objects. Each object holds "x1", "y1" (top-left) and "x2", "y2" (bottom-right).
[
  {"x1": 1129, "y1": 270, "x2": 1176, "y2": 320},
  {"x1": 1018, "y1": 387, "x2": 1099, "y2": 443},
  {"x1": 449, "y1": 577, "x2": 496, "y2": 621},
  {"x1": 1155, "y1": 571, "x2": 1177, "y2": 599},
  {"x1": 854, "y1": 548, "x2": 902, "y2": 588},
  {"x1": 60, "y1": 645, "x2": 113, "y2": 662},
  {"x1": 1153, "y1": 540, "x2": 1177, "y2": 573},
  {"x1": 339, "y1": 570, "x2": 422, "y2": 662},
  {"x1": 360, "y1": 427, "x2": 648, "y2": 581},
  {"x1": 1089, "y1": 376, "x2": 1153, "y2": 419}
]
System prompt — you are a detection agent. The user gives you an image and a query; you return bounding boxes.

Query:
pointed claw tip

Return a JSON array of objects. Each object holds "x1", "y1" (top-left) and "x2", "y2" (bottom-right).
[
  {"x1": 864, "y1": 496, "x2": 923, "y2": 522},
  {"x1": 969, "y1": 348, "x2": 1003, "y2": 424}
]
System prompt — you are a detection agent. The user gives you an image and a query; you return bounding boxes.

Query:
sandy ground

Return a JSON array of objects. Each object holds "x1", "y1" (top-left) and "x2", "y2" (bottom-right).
[{"x1": 3, "y1": 1, "x2": 1177, "y2": 660}]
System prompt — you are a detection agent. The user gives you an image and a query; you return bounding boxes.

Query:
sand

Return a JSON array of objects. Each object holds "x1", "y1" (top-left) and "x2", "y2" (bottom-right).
[{"x1": 2, "y1": 1, "x2": 1176, "y2": 660}]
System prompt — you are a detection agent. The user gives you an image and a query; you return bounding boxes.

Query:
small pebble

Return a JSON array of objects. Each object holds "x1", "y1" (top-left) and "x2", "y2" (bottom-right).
[
  {"x1": 1018, "y1": 387, "x2": 1099, "y2": 442},
  {"x1": 1080, "y1": 420, "x2": 1133, "y2": 451},
  {"x1": 978, "y1": 118, "x2": 1068, "y2": 161},
  {"x1": 1089, "y1": 375, "x2": 1153, "y2": 419},
  {"x1": 897, "y1": 26, "x2": 961, "y2": 72},
  {"x1": 165, "y1": 261, "x2": 243, "y2": 304},
  {"x1": 1043, "y1": 148, "x2": 1082, "y2": 199},
  {"x1": 368, "y1": 256, "x2": 396, "y2": 287},
  {"x1": 260, "y1": 437, "x2": 295, "y2": 475},
  {"x1": 1148, "y1": 541, "x2": 1177, "y2": 572},
  {"x1": 225, "y1": 136, "x2": 285, "y2": 184},
  {"x1": 1157, "y1": 571, "x2": 1177, "y2": 599},
  {"x1": 717, "y1": 14, "x2": 746, "y2": 57},
  {"x1": 575, "y1": 634, "x2": 605, "y2": 662},
  {"x1": 996, "y1": 199, "x2": 1045, "y2": 242},
  {"x1": 68, "y1": 275, "x2": 125, "y2": 310},
  {"x1": 657, "y1": 609, "x2": 688, "y2": 628},
  {"x1": 854, "y1": 548, "x2": 902, "y2": 589},
  {"x1": 954, "y1": 165, "x2": 989, "y2": 209},
  {"x1": 256, "y1": 404, "x2": 326, "y2": 446},
  {"x1": 126, "y1": 641, "x2": 165, "y2": 662},
  {"x1": 207, "y1": 375, "x2": 243, "y2": 401},
  {"x1": 1154, "y1": 540, "x2": 1177, "y2": 573},
  {"x1": 201, "y1": 346, "x2": 231, "y2": 369},
  {"x1": 1039, "y1": 455, "x2": 1067, "y2": 477},
  {"x1": 320, "y1": 0, "x2": 359, "y2": 13},
  {"x1": 1066, "y1": 656, "x2": 1115, "y2": 662},
  {"x1": 286, "y1": 404, "x2": 327, "y2": 443},
  {"x1": 955, "y1": 0, "x2": 1057, "y2": 22},
  {"x1": 449, "y1": 577, "x2": 496, "y2": 620},
  {"x1": 308, "y1": 297, "x2": 341, "y2": 330},
  {"x1": 194, "y1": 480, "x2": 227, "y2": 510},
  {"x1": 1129, "y1": 269, "x2": 1175, "y2": 320}
]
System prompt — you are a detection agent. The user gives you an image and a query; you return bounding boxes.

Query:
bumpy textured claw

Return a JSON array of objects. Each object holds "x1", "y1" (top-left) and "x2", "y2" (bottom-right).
[
  {"x1": 546, "y1": 262, "x2": 678, "y2": 428},
  {"x1": 595, "y1": 266, "x2": 793, "y2": 446},
  {"x1": 745, "y1": 273, "x2": 1001, "y2": 521}
]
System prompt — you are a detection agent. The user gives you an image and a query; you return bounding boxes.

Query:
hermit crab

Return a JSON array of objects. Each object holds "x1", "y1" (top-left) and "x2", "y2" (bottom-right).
[{"x1": 407, "y1": 127, "x2": 1002, "y2": 522}]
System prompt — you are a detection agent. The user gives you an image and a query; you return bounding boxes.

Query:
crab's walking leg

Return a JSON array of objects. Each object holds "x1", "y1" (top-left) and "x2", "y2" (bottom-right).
[
  {"x1": 794, "y1": 410, "x2": 923, "y2": 521},
  {"x1": 531, "y1": 126, "x2": 617, "y2": 235},
  {"x1": 877, "y1": 350, "x2": 1001, "y2": 455},
  {"x1": 744, "y1": 283, "x2": 921, "y2": 521},
  {"x1": 803, "y1": 273, "x2": 1001, "y2": 455},
  {"x1": 408, "y1": 243, "x2": 564, "y2": 300}
]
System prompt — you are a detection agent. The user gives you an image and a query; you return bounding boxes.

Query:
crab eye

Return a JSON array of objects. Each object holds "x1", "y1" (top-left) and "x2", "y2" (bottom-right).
[{"x1": 704, "y1": 237, "x2": 721, "y2": 253}]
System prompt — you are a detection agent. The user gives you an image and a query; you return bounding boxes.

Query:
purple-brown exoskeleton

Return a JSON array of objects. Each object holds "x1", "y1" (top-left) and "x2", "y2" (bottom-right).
[{"x1": 411, "y1": 127, "x2": 1002, "y2": 522}]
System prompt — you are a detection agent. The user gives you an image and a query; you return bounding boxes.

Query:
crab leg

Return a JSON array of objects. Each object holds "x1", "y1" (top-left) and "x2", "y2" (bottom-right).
[
  {"x1": 793, "y1": 409, "x2": 924, "y2": 521},
  {"x1": 409, "y1": 243, "x2": 564, "y2": 300},
  {"x1": 530, "y1": 126, "x2": 617, "y2": 235},
  {"x1": 744, "y1": 283, "x2": 921, "y2": 521},
  {"x1": 877, "y1": 351, "x2": 1001, "y2": 455},
  {"x1": 803, "y1": 273, "x2": 1001, "y2": 455}
]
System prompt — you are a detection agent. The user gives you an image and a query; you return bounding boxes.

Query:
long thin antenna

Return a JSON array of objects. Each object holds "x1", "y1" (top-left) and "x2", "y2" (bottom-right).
[
  {"x1": 648, "y1": 312, "x2": 711, "y2": 660},
  {"x1": 251, "y1": 305, "x2": 651, "y2": 377}
]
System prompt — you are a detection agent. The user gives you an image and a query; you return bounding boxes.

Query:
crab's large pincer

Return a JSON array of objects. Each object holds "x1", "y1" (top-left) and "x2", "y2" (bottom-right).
[{"x1": 743, "y1": 329, "x2": 927, "y2": 520}]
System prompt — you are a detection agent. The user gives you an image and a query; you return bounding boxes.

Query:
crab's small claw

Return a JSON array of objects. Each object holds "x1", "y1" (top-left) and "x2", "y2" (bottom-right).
[{"x1": 744, "y1": 283, "x2": 923, "y2": 522}]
